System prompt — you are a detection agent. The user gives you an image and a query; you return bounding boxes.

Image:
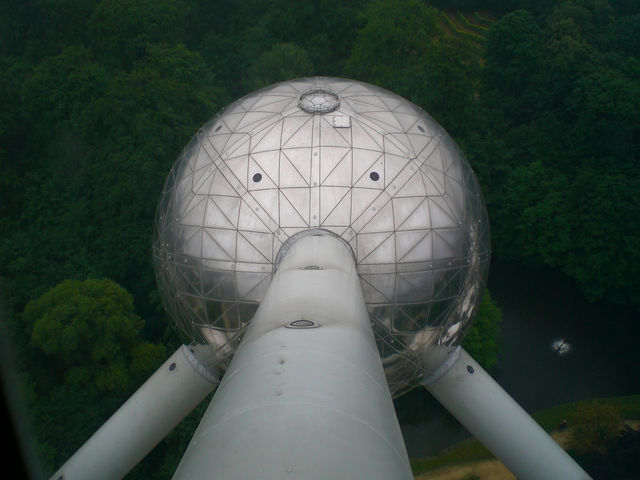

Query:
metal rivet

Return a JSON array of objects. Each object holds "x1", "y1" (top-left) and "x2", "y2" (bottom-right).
[
  {"x1": 370, "y1": 171, "x2": 380, "y2": 181},
  {"x1": 467, "y1": 365, "x2": 475, "y2": 374},
  {"x1": 252, "y1": 173, "x2": 262, "y2": 182},
  {"x1": 169, "y1": 363, "x2": 177, "y2": 372}
]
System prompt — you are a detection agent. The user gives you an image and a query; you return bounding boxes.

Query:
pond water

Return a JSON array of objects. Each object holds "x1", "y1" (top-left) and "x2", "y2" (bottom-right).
[{"x1": 396, "y1": 261, "x2": 640, "y2": 458}]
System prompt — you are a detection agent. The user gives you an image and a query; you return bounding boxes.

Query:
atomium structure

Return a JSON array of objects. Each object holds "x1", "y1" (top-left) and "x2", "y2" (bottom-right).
[
  {"x1": 52, "y1": 78, "x2": 590, "y2": 480},
  {"x1": 153, "y1": 77, "x2": 491, "y2": 397}
]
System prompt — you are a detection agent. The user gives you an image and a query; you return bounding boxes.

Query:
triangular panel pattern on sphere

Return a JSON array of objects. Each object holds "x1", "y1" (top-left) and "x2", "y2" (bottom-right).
[{"x1": 152, "y1": 77, "x2": 491, "y2": 397}]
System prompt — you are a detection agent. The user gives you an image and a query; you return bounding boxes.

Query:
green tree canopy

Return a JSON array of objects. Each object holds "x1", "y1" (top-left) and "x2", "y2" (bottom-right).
[
  {"x1": 1, "y1": 0, "x2": 640, "y2": 476},
  {"x1": 571, "y1": 401, "x2": 622, "y2": 455},
  {"x1": 346, "y1": 0, "x2": 481, "y2": 136},
  {"x1": 483, "y1": 9, "x2": 544, "y2": 119},
  {"x1": 23, "y1": 278, "x2": 166, "y2": 392},
  {"x1": 244, "y1": 42, "x2": 313, "y2": 91},
  {"x1": 1, "y1": 40, "x2": 227, "y2": 321},
  {"x1": 462, "y1": 289, "x2": 502, "y2": 370},
  {"x1": 20, "y1": 278, "x2": 167, "y2": 473},
  {"x1": 474, "y1": 2, "x2": 640, "y2": 306},
  {"x1": 346, "y1": 0, "x2": 441, "y2": 90},
  {"x1": 87, "y1": 0, "x2": 189, "y2": 70}
]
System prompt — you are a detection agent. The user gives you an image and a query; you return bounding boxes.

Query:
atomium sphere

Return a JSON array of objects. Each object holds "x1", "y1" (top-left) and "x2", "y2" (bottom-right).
[{"x1": 153, "y1": 77, "x2": 490, "y2": 396}]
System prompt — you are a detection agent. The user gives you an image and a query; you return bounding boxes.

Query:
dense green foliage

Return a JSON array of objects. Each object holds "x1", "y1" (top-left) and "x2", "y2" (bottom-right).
[
  {"x1": 572, "y1": 423, "x2": 640, "y2": 479},
  {"x1": 472, "y1": 4, "x2": 640, "y2": 305},
  {"x1": 1, "y1": 0, "x2": 638, "y2": 477},
  {"x1": 346, "y1": 0, "x2": 481, "y2": 138},
  {"x1": 462, "y1": 290, "x2": 502, "y2": 370},
  {"x1": 570, "y1": 401, "x2": 622, "y2": 455},
  {"x1": 24, "y1": 279, "x2": 165, "y2": 393},
  {"x1": 19, "y1": 279, "x2": 167, "y2": 473}
]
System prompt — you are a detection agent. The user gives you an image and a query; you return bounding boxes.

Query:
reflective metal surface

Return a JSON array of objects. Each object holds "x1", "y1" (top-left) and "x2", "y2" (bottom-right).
[{"x1": 153, "y1": 77, "x2": 491, "y2": 396}]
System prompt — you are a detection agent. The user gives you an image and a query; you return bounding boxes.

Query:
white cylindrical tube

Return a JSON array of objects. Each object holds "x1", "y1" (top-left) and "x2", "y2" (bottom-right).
[
  {"x1": 173, "y1": 233, "x2": 413, "y2": 480},
  {"x1": 422, "y1": 347, "x2": 591, "y2": 480},
  {"x1": 50, "y1": 345, "x2": 218, "y2": 480}
]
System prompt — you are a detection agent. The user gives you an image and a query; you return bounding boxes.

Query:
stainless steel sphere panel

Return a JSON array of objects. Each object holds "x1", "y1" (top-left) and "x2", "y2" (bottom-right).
[{"x1": 153, "y1": 77, "x2": 490, "y2": 394}]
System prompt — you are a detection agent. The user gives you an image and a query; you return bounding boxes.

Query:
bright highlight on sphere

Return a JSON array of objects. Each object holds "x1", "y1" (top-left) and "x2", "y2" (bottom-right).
[{"x1": 153, "y1": 77, "x2": 490, "y2": 396}]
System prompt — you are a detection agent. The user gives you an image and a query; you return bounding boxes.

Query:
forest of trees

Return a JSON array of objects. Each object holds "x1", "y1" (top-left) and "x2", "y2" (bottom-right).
[{"x1": 1, "y1": 0, "x2": 638, "y2": 478}]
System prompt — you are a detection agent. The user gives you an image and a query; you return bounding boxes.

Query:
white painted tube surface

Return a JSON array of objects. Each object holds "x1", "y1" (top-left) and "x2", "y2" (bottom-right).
[
  {"x1": 423, "y1": 347, "x2": 592, "y2": 480},
  {"x1": 173, "y1": 233, "x2": 413, "y2": 480},
  {"x1": 50, "y1": 346, "x2": 218, "y2": 480}
]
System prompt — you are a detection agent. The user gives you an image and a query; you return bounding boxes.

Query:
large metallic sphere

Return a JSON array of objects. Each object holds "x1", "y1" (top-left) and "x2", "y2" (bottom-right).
[{"x1": 153, "y1": 77, "x2": 490, "y2": 396}]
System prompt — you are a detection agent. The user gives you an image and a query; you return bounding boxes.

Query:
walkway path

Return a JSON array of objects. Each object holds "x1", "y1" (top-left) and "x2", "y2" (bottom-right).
[{"x1": 415, "y1": 421, "x2": 639, "y2": 480}]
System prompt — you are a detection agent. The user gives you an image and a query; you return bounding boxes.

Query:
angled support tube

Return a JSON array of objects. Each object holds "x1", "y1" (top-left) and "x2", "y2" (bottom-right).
[
  {"x1": 421, "y1": 346, "x2": 592, "y2": 480},
  {"x1": 50, "y1": 345, "x2": 219, "y2": 480}
]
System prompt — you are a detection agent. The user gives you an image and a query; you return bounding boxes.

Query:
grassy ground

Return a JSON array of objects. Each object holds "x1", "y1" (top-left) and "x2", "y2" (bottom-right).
[
  {"x1": 410, "y1": 394, "x2": 640, "y2": 479},
  {"x1": 416, "y1": 459, "x2": 515, "y2": 480}
]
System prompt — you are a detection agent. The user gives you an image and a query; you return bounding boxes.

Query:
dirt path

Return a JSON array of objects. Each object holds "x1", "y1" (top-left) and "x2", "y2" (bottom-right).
[
  {"x1": 415, "y1": 421, "x2": 640, "y2": 479},
  {"x1": 415, "y1": 459, "x2": 515, "y2": 480},
  {"x1": 415, "y1": 430, "x2": 566, "y2": 479},
  {"x1": 442, "y1": 10, "x2": 482, "y2": 37}
]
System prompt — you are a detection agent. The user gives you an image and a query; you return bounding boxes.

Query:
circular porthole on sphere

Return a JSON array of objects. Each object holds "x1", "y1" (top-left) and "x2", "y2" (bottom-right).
[
  {"x1": 370, "y1": 171, "x2": 380, "y2": 181},
  {"x1": 252, "y1": 173, "x2": 262, "y2": 183}
]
